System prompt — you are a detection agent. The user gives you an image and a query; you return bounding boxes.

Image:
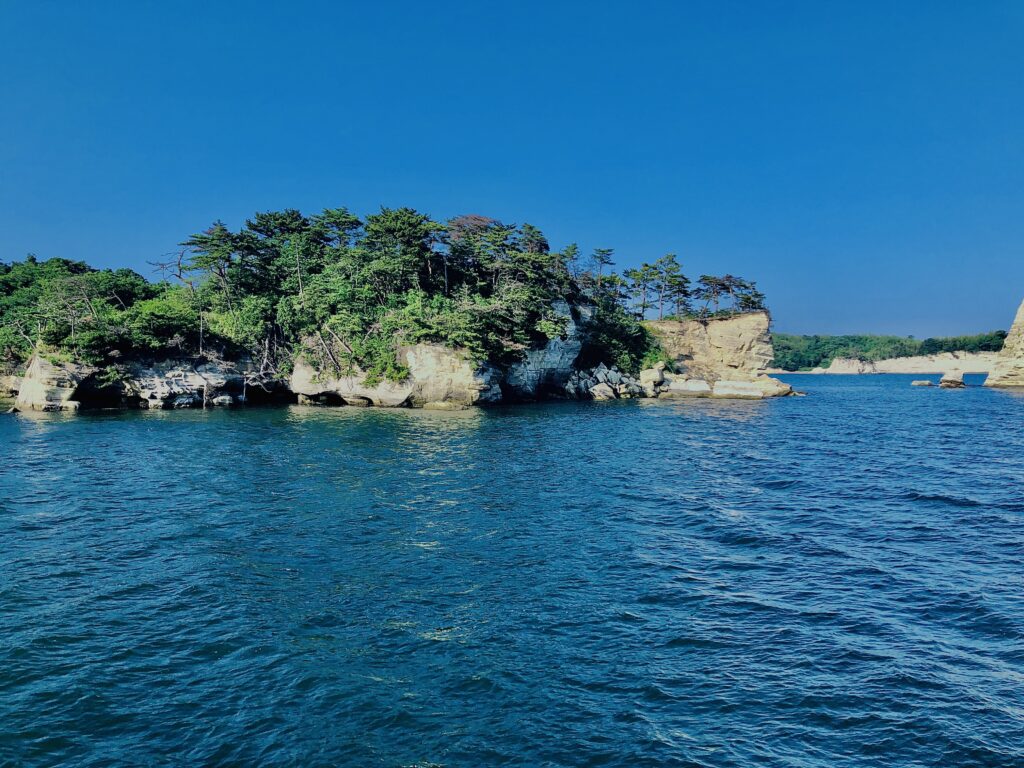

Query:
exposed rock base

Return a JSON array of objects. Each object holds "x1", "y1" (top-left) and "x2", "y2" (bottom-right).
[
  {"x1": 939, "y1": 371, "x2": 966, "y2": 389},
  {"x1": 14, "y1": 355, "x2": 284, "y2": 411}
]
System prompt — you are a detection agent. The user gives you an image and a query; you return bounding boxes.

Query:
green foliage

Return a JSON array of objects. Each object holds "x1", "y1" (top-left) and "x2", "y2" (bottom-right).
[
  {"x1": 576, "y1": 281, "x2": 662, "y2": 374},
  {"x1": 0, "y1": 256, "x2": 156, "y2": 364},
  {"x1": 772, "y1": 331, "x2": 1008, "y2": 371},
  {"x1": 124, "y1": 287, "x2": 199, "y2": 351},
  {"x1": 1, "y1": 205, "x2": 766, "y2": 383}
]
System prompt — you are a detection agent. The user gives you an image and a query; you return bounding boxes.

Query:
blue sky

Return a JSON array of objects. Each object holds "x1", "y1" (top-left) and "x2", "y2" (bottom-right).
[{"x1": 2, "y1": 1, "x2": 1022, "y2": 336}]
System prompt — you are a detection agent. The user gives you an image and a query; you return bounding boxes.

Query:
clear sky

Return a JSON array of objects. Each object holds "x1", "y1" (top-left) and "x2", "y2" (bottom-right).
[{"x1": 2, "y1": 1, "x2": 1022, "y2": 336}]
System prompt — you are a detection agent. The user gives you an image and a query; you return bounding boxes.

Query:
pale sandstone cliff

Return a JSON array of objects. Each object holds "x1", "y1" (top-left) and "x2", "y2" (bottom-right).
[
  {"x1": 645, "y1": 312, "x2": 775, "y2": 382},
  {"x1": 15, "y1": 355, "x2": 87, "y2": 411},
  {"x1": 292, "y1": 300, "x2": 590, "y2": 407},
  {"x1": 290, "y1": 343, "x2": 501, "y2": 409},
  {"x1": 985, "y1": 299, "x2": 1024, "y2": 388},
  {"x1": 644, "y1": 312, "x2": 792, "y2": 399}
]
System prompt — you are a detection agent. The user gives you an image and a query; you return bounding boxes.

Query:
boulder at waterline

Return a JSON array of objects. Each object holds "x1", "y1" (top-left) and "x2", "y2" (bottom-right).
[{"x1": 939, "y1": 371, "x2": 965, "y2": 389}]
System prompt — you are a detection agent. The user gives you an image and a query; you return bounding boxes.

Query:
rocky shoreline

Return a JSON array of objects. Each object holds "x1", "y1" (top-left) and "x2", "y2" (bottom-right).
[
  {"x1": 787, "y1": 351, "x2": 1001, "y2": 375},
  {"x1": 6, "y1": 309, "x2": 797, "y2": 413}
]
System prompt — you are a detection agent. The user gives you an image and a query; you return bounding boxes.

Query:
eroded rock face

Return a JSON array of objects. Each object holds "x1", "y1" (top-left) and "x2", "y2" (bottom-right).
[
  {"x1": 291, "y1": 343, "x2": 502, "y2": 408},
  {"x1": 815, "y1": 357, "x2": 877, "y2": 374},
  {"x1": 2, "y1": 373, "x2": 23, "y2": 397},
  {"x1": 645, "y1": 312, "x2": 791, "y2": 398},
  {"x1": 13, "y1": 355, "x2": 278, "y2": 411},
  {"x1": 504, "y1": 301, "x2": 592, "y2": 399},
  {"x1": 290, "y1": 357, "x2": 415, "y2": 407},
  {"x1": 985, "y1": 299, "x2": 1024, "y2": 388},
  {"x1": 125, "y1": 360, "x2": 273, "y2": 408},
  {"x1": 15, "y1": 355, "x2": 88, "y2": 411},
  {"x1": 403, "y1": 344, "x2": 503, "y2": 407},
  {"x1": 645, "y1": 312, "x2": 774, "y2": 382}
]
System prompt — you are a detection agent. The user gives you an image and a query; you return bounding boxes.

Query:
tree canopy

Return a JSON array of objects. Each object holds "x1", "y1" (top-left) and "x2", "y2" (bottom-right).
[{"x1": 1, "y1": 206, "x2": 771, "y2": 379}]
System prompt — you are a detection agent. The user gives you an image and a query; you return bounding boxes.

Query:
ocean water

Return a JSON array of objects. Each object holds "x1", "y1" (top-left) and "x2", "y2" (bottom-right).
[{"x1": 2, "y1": 374, "x2": 1023, "y2": 767}]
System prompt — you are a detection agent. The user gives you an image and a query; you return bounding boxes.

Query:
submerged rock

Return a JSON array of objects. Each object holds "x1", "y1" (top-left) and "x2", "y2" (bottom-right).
[{"x1": 911, "y1": 380, "x2": 933, "y2": 387}]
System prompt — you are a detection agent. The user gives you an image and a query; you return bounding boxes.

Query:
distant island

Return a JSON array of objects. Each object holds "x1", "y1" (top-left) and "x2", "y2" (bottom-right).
[
  {"x1": 771, "y1": 331, "x2": 1007, "y2": 371},
  {"x1": 1, "y1": 207, "x2": 794, "y2": 411}
]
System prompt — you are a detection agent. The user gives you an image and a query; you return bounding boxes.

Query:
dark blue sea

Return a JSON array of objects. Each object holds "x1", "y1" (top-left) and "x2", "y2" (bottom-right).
[{"x1": 2, "y1": 374, "x2": 1023, "y2": 767}]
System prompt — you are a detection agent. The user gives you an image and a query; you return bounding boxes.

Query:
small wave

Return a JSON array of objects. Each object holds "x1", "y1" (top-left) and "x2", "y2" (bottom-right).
[{"x1": 901, "y1": 491, "x2": 982, "y2": 508}]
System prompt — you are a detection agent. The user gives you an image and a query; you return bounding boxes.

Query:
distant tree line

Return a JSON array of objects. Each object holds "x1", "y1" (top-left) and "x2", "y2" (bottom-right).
[
  {"x1": 1, "y1": 207, "x2": 767, "y2": 379},
  {"x1": 772, "y1": 331, "x2": 1007, "y2": 371}
]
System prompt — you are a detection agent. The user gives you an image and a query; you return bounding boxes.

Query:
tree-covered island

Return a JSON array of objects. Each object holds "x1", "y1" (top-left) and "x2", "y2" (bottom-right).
[{"x1": 1, "y1": 207, "x2": 767, "y2": 388}]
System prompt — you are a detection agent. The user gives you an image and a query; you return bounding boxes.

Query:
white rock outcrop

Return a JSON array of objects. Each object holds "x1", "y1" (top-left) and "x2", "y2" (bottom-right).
[
  {"x1": 985, "y1": 299, "x2": 1024, "y2": 388},
  {"x1": 564, "y1": 362, "x2": 791, "y2": 402},
  {"x1": 661, "y1": 377, "x2": 713, "y2": 397},
  {"x1": 403, "y1": 345, "x2": 503, "y2": 407},
  {"x1": 14, "y1": 355, "x2": 276, "y2": 411},
  {"x1": 291, "y1": 343, "x2": 501, "y2": 408},
  {"x1": 939, "y1": 371, "x2": 966, "y2": 389},
  {"x1": 15, "y1": 355, "x2": 86, "y2": 411},
  {"x1": 645, "y1": 311, "x2": 775, "y2": 381},
  {"x1": 126, "y1": 361, "x2": 262, "y2": 408}
]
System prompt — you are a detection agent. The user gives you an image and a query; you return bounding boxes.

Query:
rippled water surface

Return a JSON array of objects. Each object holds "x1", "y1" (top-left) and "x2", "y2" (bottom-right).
[{"x1": 2, "y1": 375, "x2": 1024, "y2": 767}]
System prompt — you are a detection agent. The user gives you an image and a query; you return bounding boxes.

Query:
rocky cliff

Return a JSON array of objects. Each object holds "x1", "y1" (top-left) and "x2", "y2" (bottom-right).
[
  {"x1": 292, "y1": 300, "x2": 590, "y2": 408},
  {"x1": 10, "y1": 306, "x2": 797, "y2": 411},
  {"x1": 15, "y1": 356, "x2": 87, "y2": 411},
  {"x1": 503, "y1": 301, "x2": 592, "y2": 399},
  {"x1": 985, "y1": 299, "x2": 1024, "y2": 388},
  {"x1": 645, "y1": 312, "x2": 776, "y2": 381},
  {"x1": 639, "y1": 312, "x2": 792, "y2": 400},
  {"x1": 13, "y1": 355, "x2": 285, "y2": 411},
  {"x1": 291, "y1": 343, "x2": 502, "y2": 409}
]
